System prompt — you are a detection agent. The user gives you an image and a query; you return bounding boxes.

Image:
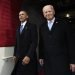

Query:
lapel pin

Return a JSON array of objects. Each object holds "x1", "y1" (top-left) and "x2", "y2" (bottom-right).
[{"x1": 56, "y1": 22, "x2": 58, "y2": 23}]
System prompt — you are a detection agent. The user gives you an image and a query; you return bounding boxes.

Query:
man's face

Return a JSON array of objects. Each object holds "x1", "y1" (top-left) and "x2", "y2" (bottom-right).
[
  {"x1": 19, "y1": 11, "x2": 28, "y2": 22},
  {"x1": 43, "y1": 5, "x2": 55, "y2": 20}
]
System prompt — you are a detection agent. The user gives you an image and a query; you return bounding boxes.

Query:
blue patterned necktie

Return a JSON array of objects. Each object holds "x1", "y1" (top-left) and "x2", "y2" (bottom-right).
[
  {"x1": 48, "y1": 21, "x2": 52, "y2": 30},
  {"x1": 20, "y1": 25, "x2": 23, "y2": 33}
]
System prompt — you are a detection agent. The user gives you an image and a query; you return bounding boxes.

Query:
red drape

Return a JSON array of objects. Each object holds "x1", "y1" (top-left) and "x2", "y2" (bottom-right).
[{"x1": 0, "y1": 0, "x2": 21, "y2": 46}]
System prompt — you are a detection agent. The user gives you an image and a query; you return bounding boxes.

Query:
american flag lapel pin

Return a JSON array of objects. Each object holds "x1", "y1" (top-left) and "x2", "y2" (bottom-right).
[{"x1": 56, "y1": 21, "x2": 58, "y2": 24}]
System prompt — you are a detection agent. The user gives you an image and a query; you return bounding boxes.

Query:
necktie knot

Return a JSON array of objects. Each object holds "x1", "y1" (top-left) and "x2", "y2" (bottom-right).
[
  {"x1": 48, "y1": 21, "x2": 51, "y2": 25},
  {"x1": 20, "y1": 25, "x2": 23, "y2": 33},
  {"x1": 48, "y1": 21, "x2": 53, "y2": 30}
]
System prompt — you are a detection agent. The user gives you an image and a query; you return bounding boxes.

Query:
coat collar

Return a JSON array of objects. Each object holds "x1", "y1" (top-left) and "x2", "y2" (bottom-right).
[
  {"x1": 43, "y1": 18, "x2": 59, "y2": 34},
  {"x1": 17, "y1": 21, "x2": 29, "y2": 35}
]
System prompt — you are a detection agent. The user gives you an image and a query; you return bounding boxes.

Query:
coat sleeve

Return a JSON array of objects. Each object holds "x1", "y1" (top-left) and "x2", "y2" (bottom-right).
[
  {"x1": 65, "y1": 21, "x2": 75, "y2": 64},
  {"x1": 14, "y1": 28, "x2": 19, "y2": 57},
  {"x1": 26, "y1": 24, "x2": 38, "y2": 59},
  {"x1": 39, "y1": 25, "x2": 44, "y2": 59}
]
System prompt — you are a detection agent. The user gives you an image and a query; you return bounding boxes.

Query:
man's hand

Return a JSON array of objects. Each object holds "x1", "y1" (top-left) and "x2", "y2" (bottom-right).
[
  {"x1": 39, "y1": 59, "x2": 44, "y2": 66},
  {"x1": 22, "y1": 56, "x2": 30, "y2": 65},
  {"x1": 70, "y1": 64, "x2": 75, "y2": 72}
]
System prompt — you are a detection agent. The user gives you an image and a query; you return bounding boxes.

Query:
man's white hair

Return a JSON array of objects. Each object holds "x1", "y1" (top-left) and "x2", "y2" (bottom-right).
[{"x1": 42, "y1": 5, "x2": 54, "y2": 12}]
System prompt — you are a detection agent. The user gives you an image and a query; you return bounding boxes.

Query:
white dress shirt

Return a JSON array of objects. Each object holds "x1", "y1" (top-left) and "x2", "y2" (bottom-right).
[
  {"x1": 20, "y1": 21, "x2": 27, "y2": 33},
  {"x1": 47, "y1": 17, "x2": 55, "y2": 30},
  {"x1": 21, "y1": 21, "x2": 27, "y2": 29}
]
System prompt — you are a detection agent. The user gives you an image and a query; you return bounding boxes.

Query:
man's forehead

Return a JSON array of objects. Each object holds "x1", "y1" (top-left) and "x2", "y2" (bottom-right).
[
  {"x1": 43, "y1": 5, "x2": 54, "y2": 11},
  {"x1": 19, "y1": 11, "x2": 26, "y2": 14}
]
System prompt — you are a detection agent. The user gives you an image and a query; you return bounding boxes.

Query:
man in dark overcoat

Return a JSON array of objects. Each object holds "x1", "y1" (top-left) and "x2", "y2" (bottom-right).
[
  {"x1": 39, "y1": 5, "x2": 75, "y2": 75},
  {"x1": 11, "y1": 10, "x2": 38, "y2": 75}
]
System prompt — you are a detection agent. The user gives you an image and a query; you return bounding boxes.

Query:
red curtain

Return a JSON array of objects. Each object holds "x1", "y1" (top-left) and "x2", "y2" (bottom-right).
[{"x1": 0, "y1": 0, "x2": 21, "y2": 46}]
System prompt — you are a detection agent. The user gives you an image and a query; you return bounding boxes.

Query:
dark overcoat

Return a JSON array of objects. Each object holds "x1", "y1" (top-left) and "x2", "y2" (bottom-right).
[
  {"x1": 39, "y1": 18, "x2": 75, "y2": 75},
  {"x1": 12, "y1": 21, "x2": 38, "y2": 75}
]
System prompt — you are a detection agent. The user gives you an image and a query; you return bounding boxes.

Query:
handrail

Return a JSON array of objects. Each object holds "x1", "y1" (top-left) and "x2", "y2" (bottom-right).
[{"x1": 2, "y1": 56, "x2": 13, "y2": 60}]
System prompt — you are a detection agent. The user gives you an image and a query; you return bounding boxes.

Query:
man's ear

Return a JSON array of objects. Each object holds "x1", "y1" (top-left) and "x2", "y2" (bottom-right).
[{"x1": 27, "y1": 15, "x2": 29, "y2": 19}]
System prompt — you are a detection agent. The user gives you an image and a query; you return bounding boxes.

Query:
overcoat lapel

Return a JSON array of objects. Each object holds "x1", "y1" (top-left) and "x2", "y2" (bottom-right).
[
  {"x1": 45, "y1": 18, "x2": 59, "y2": 34},
  {"x1": 20, "y1": 22, "x2": 29, "y2": 35}
]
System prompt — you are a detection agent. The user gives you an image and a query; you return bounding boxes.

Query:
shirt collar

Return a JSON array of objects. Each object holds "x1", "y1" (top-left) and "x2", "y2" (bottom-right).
[
  {"x1": 21, "y1": 21, "x2": 27, "y2": 26},
  {"x1": 47, "y1": 17, "x2": 55, "y2": 23}
]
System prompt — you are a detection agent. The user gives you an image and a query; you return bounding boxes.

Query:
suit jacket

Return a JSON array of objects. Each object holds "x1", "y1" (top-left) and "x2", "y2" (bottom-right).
[
  {"x1": 13, "y1": 21, "x2": 38, "y2": 75},
  {"x1": 39, "y1": 18, "x2": 74, "y2": 75},
  {"x1": 14, "y1": 21, "x2": 38, "y2": 59}
]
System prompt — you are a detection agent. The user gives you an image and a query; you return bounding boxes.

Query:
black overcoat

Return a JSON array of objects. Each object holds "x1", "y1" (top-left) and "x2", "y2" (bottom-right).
[
  {"x1": 12, "y1": 21, "x2": 38, "y2": 75},
  {"x1": 39, "y1": 18, "x2": 75, "y2": 75}
]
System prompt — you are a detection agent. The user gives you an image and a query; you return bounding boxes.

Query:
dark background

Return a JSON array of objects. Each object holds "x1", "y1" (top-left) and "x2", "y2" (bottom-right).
[{"x1": 21, "y1": 0, "x2": 75, "y2": 25}]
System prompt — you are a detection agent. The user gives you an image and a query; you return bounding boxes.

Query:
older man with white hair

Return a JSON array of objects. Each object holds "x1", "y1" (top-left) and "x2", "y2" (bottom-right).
[{"x1": 39, "y1": 5, "x2": 75, "y2": 75}]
